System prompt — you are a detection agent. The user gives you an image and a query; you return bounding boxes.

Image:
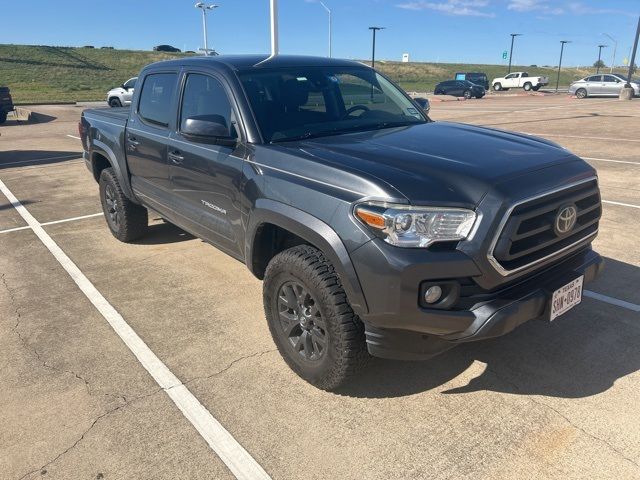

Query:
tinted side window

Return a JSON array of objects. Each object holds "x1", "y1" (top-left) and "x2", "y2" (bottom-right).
[
  {"x1": 138, "y1": 73, "x2": 177, "y2": 127},
  {"x1": 180, "y1": 73, "x2": 237, "y2": 138},
  {"x1": 123, "y1": 78, "x2": 137, "y2": 89}
]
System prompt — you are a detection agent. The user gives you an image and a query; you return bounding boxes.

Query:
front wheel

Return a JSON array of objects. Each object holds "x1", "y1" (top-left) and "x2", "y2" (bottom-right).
[
  {"x1": 263, "y1": 245, "x2": 369, "y2": 390},
  {"x1": 493, "y1": 83, "x2": 502, "y2": 91},
  {"x1": 99, "y1": 168, "x2": 148, "y2": 242},
  {"x1": 463, "y1": 90, "x2": 472, "y2": 99},
  {"x1": 108, "y1": 97, "x2": 122, "y2": 108}
]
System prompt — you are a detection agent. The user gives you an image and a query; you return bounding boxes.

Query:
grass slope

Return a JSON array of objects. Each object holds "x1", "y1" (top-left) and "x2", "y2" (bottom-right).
[{"x1": 0, "y1": 44, "x2": 626, "y2": 103}]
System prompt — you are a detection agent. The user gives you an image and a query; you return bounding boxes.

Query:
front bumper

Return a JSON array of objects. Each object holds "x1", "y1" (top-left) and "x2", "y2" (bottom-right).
[{"x1": 353, "y1": 242, "x2": 603, "y2": 360}]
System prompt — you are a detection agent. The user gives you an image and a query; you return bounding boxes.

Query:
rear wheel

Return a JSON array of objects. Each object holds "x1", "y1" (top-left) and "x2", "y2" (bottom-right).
[
  {"x1": 99, "y1": 168, "x2": 148, "y2": 242},
  {"x1": 523, "y1": 82, "x2": 533, "y2": 91},
  {"x1": 0, "y1": 111, "x2": 7, "y2": 124},
  {"x1": 575, "y1": 88, "x2": 588, "y2": 99},
  {"x1": 463, "y1": 90, "x2": 472, "y2": 99},
  {"x1": 263, "y1": 245, "x2": 369, "y2": 390},
  {"x1": 108, "y1": 97, "x2": 122, "y2": 108}
]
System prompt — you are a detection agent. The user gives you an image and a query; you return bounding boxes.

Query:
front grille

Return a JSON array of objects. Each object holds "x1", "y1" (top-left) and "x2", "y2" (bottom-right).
[{"x1": 490, "y1": 179, "x2": 601, "y2": 274}]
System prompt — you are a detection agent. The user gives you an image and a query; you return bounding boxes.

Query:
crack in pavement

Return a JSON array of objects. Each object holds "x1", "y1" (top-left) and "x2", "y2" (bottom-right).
[
  {"x1": 2, "y1": 273, "x2": 125, "y2": 404},
  {"x1": 484, "y1": 365, "x2": 640, "y2": 470},
  {"x1": 15, "y1": 388, "x2": 162, "y2": 480}
]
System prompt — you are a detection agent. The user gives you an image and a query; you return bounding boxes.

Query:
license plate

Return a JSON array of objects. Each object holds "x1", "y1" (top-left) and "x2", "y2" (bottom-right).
[{"x1": 550, "y1": 276, "x2": 584, "y2": 321}]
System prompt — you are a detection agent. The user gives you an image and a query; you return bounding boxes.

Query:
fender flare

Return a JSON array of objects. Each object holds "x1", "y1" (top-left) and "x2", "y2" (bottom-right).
[
  {"x1": 91, "y1": 140, "x2": 137, "y2": 201},
  {"x1": 246, "y1": 199, "x2": 369, "y2": 316}
]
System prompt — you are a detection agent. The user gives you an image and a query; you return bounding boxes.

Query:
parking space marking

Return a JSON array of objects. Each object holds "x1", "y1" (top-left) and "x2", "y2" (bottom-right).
[
  {"x1": 602, "y1": 200, "x2": 640, "y2": 209},
  {"x1": 0, "y1": 225, "x2": 31, "y2": 234},
  {"x1": 66, "y1": 134, "x2": 81, "y2": 140},
  {"x1": 584, "y1": 157, "x2": 640, "y2": 166},
  {"x1": 584, "y1": 290, "x2": 640, "y2": 313},
  {"x1": 0, "y1": 178, "x2": 272, "y2": 480},
  {"x1": 524, "y1": 133, "x2": 640, "y2": 143}
]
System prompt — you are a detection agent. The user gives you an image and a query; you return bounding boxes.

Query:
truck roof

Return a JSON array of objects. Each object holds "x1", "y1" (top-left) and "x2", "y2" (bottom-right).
[{"x1": 145, "y1": 54, "x2": 366, "y2": 72}]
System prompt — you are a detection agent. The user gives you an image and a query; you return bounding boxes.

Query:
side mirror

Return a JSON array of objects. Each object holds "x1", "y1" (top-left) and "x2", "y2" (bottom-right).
[
  {"x1": 414, "y1": 97, "x2": 430, "y2": 114},
  {"x1": 181, "y1": 115, "x2": 237, "y2": 146}
]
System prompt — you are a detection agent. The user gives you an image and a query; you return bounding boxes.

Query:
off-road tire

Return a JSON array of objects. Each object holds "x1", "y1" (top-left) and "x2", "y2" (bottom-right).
[
  {"x1": 523, "y1": 82, "x2": 533, "y2": 91},
  {"x1": 263, "y1": 245, "x2": 369, "y2": 390},
  {"x1": 108, "y1": 97, "x2": 122, "y2": 108},
  {"x1": 99, "y1": 168, "x2": 148, "y2": 242},
  {"x1": 575, "y1": 88, "x2": 587, "y2": 99},
  {"x1": 532, "y1": 85, "x2": 541, "y2": 91},
  {"x1": 463, "y1": 90, "x2": 472, "y2": 99},
  {"x1": 493, "y1": 83, "x2": 502, "y2": 91}
]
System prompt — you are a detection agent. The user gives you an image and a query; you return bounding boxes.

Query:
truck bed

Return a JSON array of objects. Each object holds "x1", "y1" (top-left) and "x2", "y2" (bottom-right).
[{"x1": 83, "y1": 106, "x2": 129, "y2": 124}]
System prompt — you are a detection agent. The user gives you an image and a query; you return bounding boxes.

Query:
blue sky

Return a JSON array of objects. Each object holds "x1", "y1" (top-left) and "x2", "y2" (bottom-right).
[{"x1": 1, "y1": 1, "x2": 638, "y2": 66}]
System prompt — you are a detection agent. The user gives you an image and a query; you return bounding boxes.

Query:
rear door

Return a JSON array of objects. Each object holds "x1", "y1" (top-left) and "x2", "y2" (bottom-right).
[
  {"x1": 586, "y1": 75, "x2": 603, "y2": 95},
  {"x1": 167, "y1": 70, "x2": 247, "y2": 258},
  {"x1": 126, "y1": 71, "x2": 179, "y2": 202}
]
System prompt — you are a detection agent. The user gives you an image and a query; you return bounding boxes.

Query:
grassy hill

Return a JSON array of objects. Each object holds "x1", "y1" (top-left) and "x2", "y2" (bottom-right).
[{"x1": 0, "y1": 44, "x2": 627, "y2": 103}]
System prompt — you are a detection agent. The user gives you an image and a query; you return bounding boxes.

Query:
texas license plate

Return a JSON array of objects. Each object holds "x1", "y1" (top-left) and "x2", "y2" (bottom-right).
[{"x1": 550, "y1": 276, "x2": 584, "y2": 321}]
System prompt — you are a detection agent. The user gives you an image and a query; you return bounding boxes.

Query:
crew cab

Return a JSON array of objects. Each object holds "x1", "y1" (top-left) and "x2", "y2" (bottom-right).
[
  {"x1": 492, "y1": 72, "x2": 549, "y2": 91},
  {"x1": 79, "y1": 55, "x2": 603, "y2": 390},
  {"x1": 106, "y1": 77, "x2": 137, "y2": 108}
]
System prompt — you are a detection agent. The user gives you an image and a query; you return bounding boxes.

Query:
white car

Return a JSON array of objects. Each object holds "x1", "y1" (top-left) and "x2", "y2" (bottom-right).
[
  {"x1": 569, "y1": 74, "x2": 640, "y2": 99},
  {"x1": 106, "y1": 77, "x2": 137, "y2": 107},
  {"x1": 491, "y1": 72, "x2": 549, "y2": 92}
]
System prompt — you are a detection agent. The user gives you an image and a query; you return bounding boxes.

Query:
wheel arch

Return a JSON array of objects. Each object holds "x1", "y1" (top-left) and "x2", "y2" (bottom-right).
[
  {"x1": 90, "y1": 140, "x2": 137, "y2": 201},
  {"x1": 246, "y1": 199, "x2": 369, "y2": 315}
]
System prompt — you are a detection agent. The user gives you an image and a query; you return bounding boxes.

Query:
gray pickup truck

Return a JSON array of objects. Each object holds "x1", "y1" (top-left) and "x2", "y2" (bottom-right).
[{"x1": 79, "y1": 55, "x2": 603, "y2": 390}]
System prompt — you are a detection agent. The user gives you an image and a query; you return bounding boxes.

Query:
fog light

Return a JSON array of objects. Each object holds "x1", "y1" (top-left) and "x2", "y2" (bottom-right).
[{"x1": 424, "y1": 285, "x2": 443, "y2": 304}]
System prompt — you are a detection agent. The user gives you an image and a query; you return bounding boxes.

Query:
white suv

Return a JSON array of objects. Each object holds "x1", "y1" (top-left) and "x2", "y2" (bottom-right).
[{"x1": 107, "y1": 77, "x2": 137, "y2": 107}]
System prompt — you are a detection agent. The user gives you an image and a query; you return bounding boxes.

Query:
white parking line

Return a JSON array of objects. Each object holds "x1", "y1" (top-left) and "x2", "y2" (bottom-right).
[
  {"x1": 524, "y1": 133, "x2": 640, "y2": 143},
  {"x1": 602, "y1": 200, "x2": 640, "y2": 209},
  {"x1": 584, "y1": 157, "x2": 639, "y2": 166},
  {"x1": 584, "y1": 290, "x2": 640, "y2": 313},
  {"x1": 66, "y1": 134, "x2": 81, "y2": 140},
  {"x1": 0, "y1": 178, "x2": 271, "y2": 480},
  {"x1": 0, "y1": 213, "x2": 104, "y2": 235}
]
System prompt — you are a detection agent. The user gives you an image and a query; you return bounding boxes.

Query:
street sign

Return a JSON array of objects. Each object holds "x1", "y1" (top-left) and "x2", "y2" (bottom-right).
[{"x1": 502, "y1": 50, "x2": 508, "y2": 60}]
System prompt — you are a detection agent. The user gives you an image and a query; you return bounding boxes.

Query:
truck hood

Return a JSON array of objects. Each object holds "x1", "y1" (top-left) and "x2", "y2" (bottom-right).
[{"x1": 291, "y1": 121, "x2": 579, "y2": 207}]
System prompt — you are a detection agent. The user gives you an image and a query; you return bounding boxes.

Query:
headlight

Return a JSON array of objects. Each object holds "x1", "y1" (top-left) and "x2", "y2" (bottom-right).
[{"x1": 355, "y1": 202, "x2": 476, "y2": 248}]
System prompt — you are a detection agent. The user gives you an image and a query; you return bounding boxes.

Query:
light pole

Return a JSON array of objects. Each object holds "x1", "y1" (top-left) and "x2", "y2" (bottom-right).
[
  {"x1": 596, "y1": 44, "x2": 607, "y2": 73},
  {"x1": 507, "y1": 33, "x2": 522, "y2": 74},
  {"x1": 319, "y1": 2, "x2": 332, "y2": 58},
  {"x1": 556, "y1": 40, "x2": 570, "y2": 92},
  {"x1": 195, "y1": 2, "x2": 219, "y2": 55},
  {"x1": 625, "y1": 16, "x2": 640, "y2": 89},
  {"x1": 369, "y1": 26, "x2": 385, "y2": 69},
  {"x1": 603, "y1": 33, "x2": 617, "y2": 73}
]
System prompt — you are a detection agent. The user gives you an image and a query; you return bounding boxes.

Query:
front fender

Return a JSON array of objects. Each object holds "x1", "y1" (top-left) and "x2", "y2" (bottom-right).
[{"x1": 246, "y1": 199, "x2": 369, "y2": 315}]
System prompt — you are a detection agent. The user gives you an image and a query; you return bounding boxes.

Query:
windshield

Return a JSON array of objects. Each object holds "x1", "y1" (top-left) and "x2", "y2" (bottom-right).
[{"x1": 238, "y1": 66, "x2": 427, "y2": 143}]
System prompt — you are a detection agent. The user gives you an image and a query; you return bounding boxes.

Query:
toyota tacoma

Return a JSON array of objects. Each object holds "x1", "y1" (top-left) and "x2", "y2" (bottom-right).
[{"x1": 79, "y1": 55, "x2": 603, "y2": 390}]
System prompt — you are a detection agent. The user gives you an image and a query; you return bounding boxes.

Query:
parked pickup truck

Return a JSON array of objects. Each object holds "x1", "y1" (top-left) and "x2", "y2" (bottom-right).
[
  {"x1": 80, "y1": 55, "x2": 603, "y2": 390},
  {"x1": 107, "y1": 77, "x2": 137, "y2": 108},
  {"x1": 0, "y1": 86, "x2": 14, "y2": 124},
  {"x1": 492, "y1": 72, "x2": 549, "y2": 91}
]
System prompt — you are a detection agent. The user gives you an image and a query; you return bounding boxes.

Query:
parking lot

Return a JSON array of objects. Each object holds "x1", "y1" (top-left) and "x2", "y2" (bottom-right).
[{"x1": 1, "y1": 94, "x2": 639, "y2": 479}]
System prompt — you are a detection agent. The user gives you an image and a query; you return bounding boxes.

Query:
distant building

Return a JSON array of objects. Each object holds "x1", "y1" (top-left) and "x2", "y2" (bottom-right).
[{"x1": 402, "y1": 53, "x2": 410, "y2": 63}]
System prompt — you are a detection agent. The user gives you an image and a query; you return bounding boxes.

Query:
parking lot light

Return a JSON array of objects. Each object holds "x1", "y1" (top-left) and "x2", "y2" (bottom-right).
[
  {"x1": 319, "y1": 2, "x2": 332, "y2": 58},
  {"x1": 556, "y1": 40, "x2": 570, "y2": 92},
  {"x1": 195, "y1": 2, "x2": 219, "y2": 55},
  {"x1": 596, "y1": 44, "x2": 607, "y2": 74},
  {"x1": 507, "y1": 33, "x2": 522, "y2": 74},
  {"x1": 369, "y1": 26, "x2": 385, "y2": 69},
  {"x1": 603, "y1": 33, "x2": 617, "y2": 73}
]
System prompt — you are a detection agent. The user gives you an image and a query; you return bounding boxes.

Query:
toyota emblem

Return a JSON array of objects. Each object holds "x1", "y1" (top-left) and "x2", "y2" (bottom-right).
[{"x1": 554, "y1": 204, "x2": 578, "y2": 236}]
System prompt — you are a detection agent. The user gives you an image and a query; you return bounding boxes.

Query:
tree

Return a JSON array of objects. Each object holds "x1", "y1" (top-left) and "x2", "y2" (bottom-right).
[{"x1": 593, "y1": 59, "x2": 606, "y2": 69}]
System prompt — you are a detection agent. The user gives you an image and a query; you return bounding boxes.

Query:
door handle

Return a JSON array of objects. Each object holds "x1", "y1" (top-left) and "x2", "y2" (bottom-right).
[
  {"x1": 168, "y1": 151, "x2": 184, "y2": 165},
  {"x1": 126, "y1": 135, "x2": 140, "y2": 151}
]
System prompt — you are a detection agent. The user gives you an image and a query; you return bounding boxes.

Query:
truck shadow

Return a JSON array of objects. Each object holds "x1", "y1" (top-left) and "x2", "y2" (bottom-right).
[
  {"x1": 0, "y1": 150, "x2": 81, "y2": 169},
  {"x1": 339, "y1": 257, "x2": 639, "y2": 400},
  {"x1": 0, "y1": 111, "x2": 57, "y2": 127},
  {"x1": 135, "y1": 220, "x2": 195, "y2": 245}
]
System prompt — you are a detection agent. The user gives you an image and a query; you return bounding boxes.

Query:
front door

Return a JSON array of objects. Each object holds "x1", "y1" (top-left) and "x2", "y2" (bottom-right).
[
  {"x1": 586, "y1": 75, "x2": 603, "y2": 95},
  {"x1": 167, "y1": 72, "x2": 246, "y2": 259}
]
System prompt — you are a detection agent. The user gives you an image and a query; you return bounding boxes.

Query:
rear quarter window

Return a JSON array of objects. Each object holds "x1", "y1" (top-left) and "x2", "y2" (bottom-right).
[{"x1": 138, "y1": 73, "x2": 178, "y2": 127}]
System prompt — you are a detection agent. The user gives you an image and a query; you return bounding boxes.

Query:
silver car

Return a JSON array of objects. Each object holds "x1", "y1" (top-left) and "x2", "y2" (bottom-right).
[{"x1": 569, "y1": 74, "x2": 639, "y2": 99}]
